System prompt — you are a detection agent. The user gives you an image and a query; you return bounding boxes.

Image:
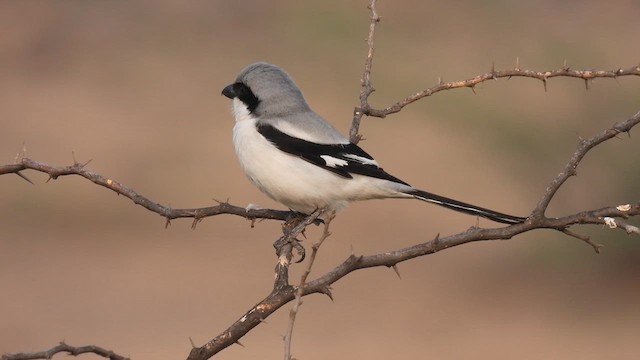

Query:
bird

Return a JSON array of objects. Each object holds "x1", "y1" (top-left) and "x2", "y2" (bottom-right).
[{"x1": 221, "y1": 62, "x2": 525, "y2": 225}]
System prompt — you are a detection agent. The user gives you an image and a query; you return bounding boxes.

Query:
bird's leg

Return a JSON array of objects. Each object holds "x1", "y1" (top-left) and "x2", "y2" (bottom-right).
[
  {"x1": 274, "y1": 213, "x2": 310, "y2": 264},
  {"x1": 274, "y1": 209, "x2": 327, "y2": 263}
]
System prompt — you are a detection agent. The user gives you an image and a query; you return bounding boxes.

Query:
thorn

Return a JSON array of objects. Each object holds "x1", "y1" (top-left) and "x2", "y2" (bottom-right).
[
  {"x1": 438, "y1": 76, "x2": 443, "y2": 85},
  {"x1": 189, "y1": 337, "x2": 197, "y2": 349},
  {"x1": 391, "y1": 264, "x2": 402, "y2": 279},
  {"x1": 562, "y1": 59, "x2": 569, "y2": 71},
  {"x1": 16, "y1": 171, "x2": 34, "y2": 184},
  {"x1": 542, "y1": 78, "x2": 548, "y2": 92},
  {"x1": 212, "y1": 197, "x2": 229, "y2": 206},
  {"x1": 72, "y1": 151, "x2": 78, "y2": 165},
  {"x1": 490, "y1": 61, "x2": 495, "y2": 75},
  {"x1": 191, "y1": 217, "x2": 202, "y2": 230},
  {"x1": 432, "y1": 233, "x2": 441, "y2": 246},
  {"x1": 79, "y1": 158, "x2": 92, "y2": 168},
  {"x1": 259, "y1": 318, "x2": 268, "y2": 324},
  {"x1": 584, "y1": 78, "x2": 590, "y2": 90},
  {"x1": 234, "y1": 340, "x2": 245, "y2": 348},
  {"x1": 469, "y1": 85, "x2": 476, "y2": 95},
  {"x1": 165, "y1": 218, "x2": 171, "y2": 229},
  {"x1": 515, "y1": 56, "x2": 520, "y2": 71},
  {"x1": 320, "y1": 286, "x2": 334, "y2": 301},
  {"x1": 250, "y1": 217, "x2": 257, "y2": 228}
]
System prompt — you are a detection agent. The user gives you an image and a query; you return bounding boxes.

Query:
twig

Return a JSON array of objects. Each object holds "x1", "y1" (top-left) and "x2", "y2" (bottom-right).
[
  {"x1": 187, "y1": 211, "x2": 324, "y2": 360},
  {"x1": 350, "y1": 0, "x2": 381, "y2": 143},
  {"x1": 1, "y1": 341, "x2": 129, "y2": 360},
  {"x1": 283, "y1": 212, "x2": 334, "y2": 360},
  {"x1": 362, "y1": 65, "x2": 640, "y2": 118},
  {"x1": 0, "y1": 157, "x2": 293, "y2": 224},
  {"x1": 531, "y1": 110, "x2": 640, "y2": 218}
]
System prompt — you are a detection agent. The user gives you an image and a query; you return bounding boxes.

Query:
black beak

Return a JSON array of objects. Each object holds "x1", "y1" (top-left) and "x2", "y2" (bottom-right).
[{"x1": 222, "y1": 84, "x2": 236, "y2": 99}]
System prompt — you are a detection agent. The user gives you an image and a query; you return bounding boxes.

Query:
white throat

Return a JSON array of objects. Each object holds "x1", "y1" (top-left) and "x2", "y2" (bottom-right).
[{"x1": 232, "y1": 98, "x2": 253, "y2": 123}]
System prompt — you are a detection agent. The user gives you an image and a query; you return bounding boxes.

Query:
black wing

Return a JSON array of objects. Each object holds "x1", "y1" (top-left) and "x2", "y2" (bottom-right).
[{"x1": 257, "y1": 123, "x2": 409, "y2": 185}]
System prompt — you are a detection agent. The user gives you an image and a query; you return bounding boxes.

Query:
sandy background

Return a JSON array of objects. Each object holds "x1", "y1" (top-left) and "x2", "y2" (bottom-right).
[{"x1": 1, "y1": 1, "x2": 639, "y2": 359}]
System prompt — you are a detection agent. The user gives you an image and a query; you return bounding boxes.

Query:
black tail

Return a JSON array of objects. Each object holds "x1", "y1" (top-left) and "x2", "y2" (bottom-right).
[{"x1": 408, "y1": 189, "x2": 526, "y2": 225}]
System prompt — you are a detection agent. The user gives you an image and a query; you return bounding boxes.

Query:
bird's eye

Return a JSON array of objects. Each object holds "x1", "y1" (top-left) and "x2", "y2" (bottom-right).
[{"x1": 233, "y1": 82, "x2": 260, "y2": 113}]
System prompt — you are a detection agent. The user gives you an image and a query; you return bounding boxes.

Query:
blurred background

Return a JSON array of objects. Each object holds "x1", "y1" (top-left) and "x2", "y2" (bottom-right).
[{"x1": 1, "y1": 1, "x2": 639, "y2": 359}]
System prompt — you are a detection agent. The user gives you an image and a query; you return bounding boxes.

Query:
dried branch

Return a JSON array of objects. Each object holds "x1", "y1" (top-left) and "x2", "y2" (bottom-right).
[
  {"x1": 349, "y1": 1, "x2": 639, "y2": 141},
  {"x1": 187, "y1": 211, "x2": 324, "y2": 360},
  {"x1": 1, "y1": 341, "x2": 129, "y2": 360},
  {"x1": 531, "y1": 110, "x2": 640, "y2": 218},
  {"x1": 0, "y1": 157, "x2": 293, "y2": 225},
  {"x1": 363, "y1": 65, "x2": 640, "y2": 119},
  {"x1": 283, "y1": 213, "x2": 334, "y2": 360},
  {"x1": 350, "y1": 0, "x2": 381, "y2": 143}
]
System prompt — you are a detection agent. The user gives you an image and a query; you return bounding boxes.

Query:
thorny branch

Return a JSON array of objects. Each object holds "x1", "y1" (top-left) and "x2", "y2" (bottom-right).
[
  {"x1": 0, "y1": 158, "x2": 294, "y2": 227},
  {"x1": 356, "y1": 64, "x2": 640, "y2": 122},
  {"x1": 283, "y1": 213, "x2": 335, "y2": 360},
  {"x1": 348, "y1": 6, "x2": 640, "y2": 141},
  {"x1": 2, "y1": 1, "x2": 639, "y2": 360},
  {"x1": 350, "y1": 0, "x2": 381, "y2": 143},
  {"x1": 1, "y1": 341, "x2": 129, "y2": 360}
]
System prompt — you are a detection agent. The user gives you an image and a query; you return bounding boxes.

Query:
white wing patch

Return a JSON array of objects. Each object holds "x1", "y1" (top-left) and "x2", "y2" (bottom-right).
[
  {"x1": 320, "y1": 155, "x2": 349, "y2": 168},
  {"x1": 343, "y1": 153, "x2": 379, "y2": 166}
]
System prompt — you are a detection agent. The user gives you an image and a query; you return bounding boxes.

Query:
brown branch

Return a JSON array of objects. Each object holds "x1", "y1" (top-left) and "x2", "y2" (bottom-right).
[
  {"x1": 187, "y1": 211, "x2": 324, "y2": 360},
  {"x1": 531, "y1": 110, "x2": 640, "y2": 218},
  {"x1": 0, "y1": 157, "x2": 294, "y2": 225},
  {"x1": 348, "y1": 2, "x2": 639, "y2": 141},
  {"x1": 1, "y1": 341, "x2": 129, "y2": 360},
  {"x1": 363, "y1": 64, "x2": 640, "y2": 118},
  {"x1": 283, "y1": 212, "x2": 334, "y2": 360},
  {"x1": 350, "y1": 0, "x2": 380, "y2": 143}
]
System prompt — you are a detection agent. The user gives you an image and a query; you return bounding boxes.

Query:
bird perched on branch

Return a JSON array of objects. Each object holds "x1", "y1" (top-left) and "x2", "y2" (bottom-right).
[{"x1": 222, "y1": 62, "x2": 525, "y2": 225}]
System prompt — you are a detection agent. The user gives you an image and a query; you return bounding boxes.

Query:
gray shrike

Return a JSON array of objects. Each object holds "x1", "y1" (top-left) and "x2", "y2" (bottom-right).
[{"x1": 222, "y1": 62, "x2": 525, "y2": 224}]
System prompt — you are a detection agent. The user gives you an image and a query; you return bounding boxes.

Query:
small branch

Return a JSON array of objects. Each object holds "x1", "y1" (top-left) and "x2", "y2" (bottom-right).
[
  {"x1": 0, "y1": 157, "x2": 294, "y2": 224},
  {"x1": 561, "y1": 228, "x2": 602, "y2": 253},
  {"x1": 350, "y1": 0, "x2": 381, "y2": 143},
  {"x1": 363, "y1": 64, "x2": 640, "y2": 118},
  {"x1": 283, "y1": 212, "x2": 334, "y2": 360},
  {"x1": 187, "y1": 212, "x2": 324, "y2": 360},
  {"x1": 1, "y1": 341, "x2": 129, "y2": 360},
  {"x1": 531, "y1": 110, "x2": 640, "y2": 218}
]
